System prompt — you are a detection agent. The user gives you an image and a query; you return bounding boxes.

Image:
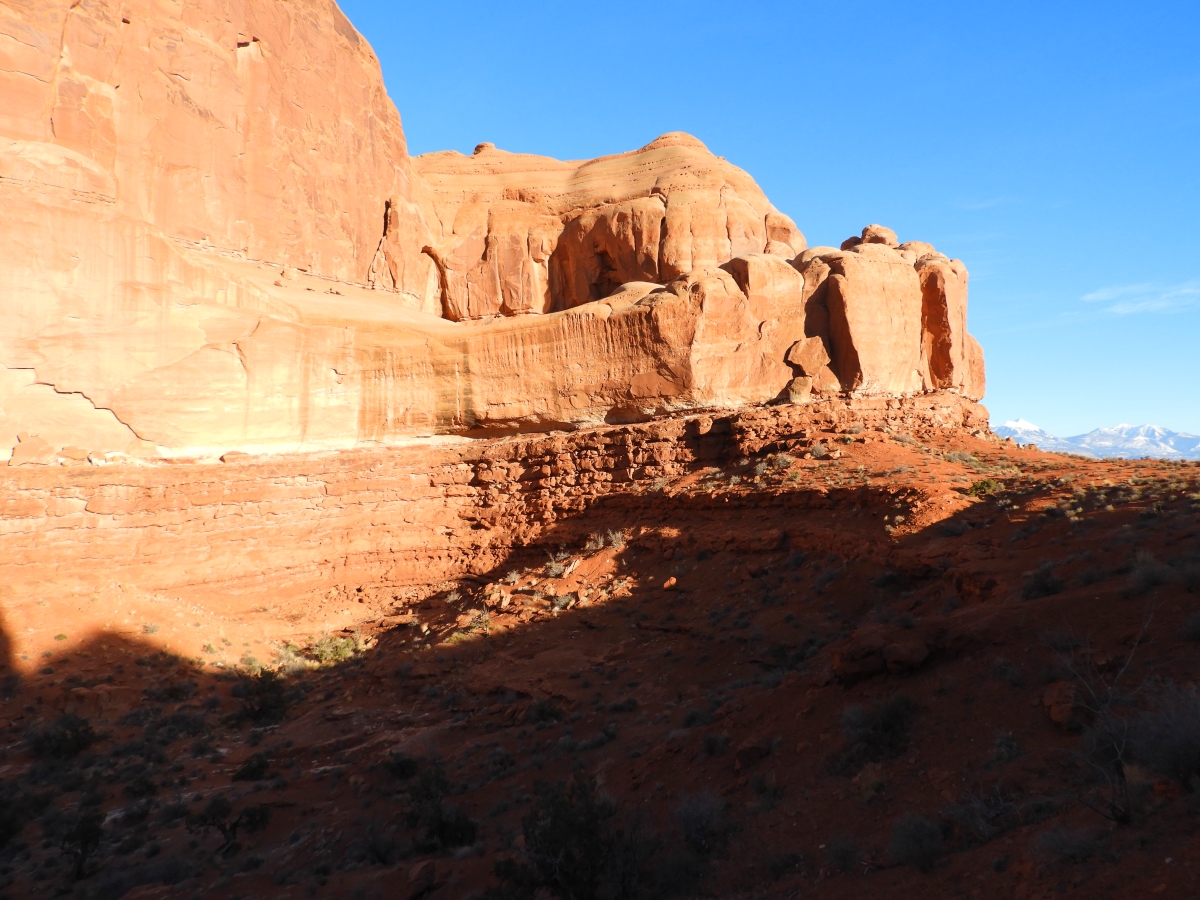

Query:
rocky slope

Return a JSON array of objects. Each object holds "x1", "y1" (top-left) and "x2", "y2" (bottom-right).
[{"x1": 0, "y1": 406, "x2": 1198, "y2": 898}]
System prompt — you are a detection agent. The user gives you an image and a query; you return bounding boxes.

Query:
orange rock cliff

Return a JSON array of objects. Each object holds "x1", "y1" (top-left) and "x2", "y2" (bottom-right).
[{"x1": 0, "y1": 0, "x2": 984, "y2": 463}]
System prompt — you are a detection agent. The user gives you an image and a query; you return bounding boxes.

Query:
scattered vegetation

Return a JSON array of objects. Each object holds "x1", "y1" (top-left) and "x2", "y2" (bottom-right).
[
  {"x1": 888, "y1": 813, "x2": 944, "y2": 871},
  {"x1": 833, "y1": 695, "x2": 916, "y2": 774}
]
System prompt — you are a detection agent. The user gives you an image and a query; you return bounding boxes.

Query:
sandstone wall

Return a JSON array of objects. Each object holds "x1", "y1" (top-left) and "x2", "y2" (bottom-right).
[
  {"x1": 0, "y1": 0, "x2": 987, "y2": 464},
  {"x1": 0, "y1": 396, "x2": 990, "y2": 607},
  {"x1": 406, "y1": 133, "x2": 806, "y2": 320}
]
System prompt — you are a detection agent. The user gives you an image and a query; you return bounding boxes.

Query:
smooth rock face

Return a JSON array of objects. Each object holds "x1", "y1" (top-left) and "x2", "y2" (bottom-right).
[
  {"x1": 410, "y1": 133, "x2": 806, "y2": 320},
  {"x1": 0, "y1": 0, "x2": 987, "y2": 462}
]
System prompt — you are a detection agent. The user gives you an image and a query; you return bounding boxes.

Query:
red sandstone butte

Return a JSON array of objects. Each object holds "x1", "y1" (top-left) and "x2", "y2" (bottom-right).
[{"x1": 1, "y1": 0, "x2": 983, "y2": 464}]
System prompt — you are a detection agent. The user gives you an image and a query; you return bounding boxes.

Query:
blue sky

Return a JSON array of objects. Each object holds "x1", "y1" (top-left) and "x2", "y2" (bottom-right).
[{"x1": 339, "y1": 0, "x2": 1200, "y2": 435}]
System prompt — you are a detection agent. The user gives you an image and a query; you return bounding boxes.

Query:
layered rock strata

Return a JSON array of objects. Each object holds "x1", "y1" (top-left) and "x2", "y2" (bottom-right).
[
  {"x1": 1, "y1": 0, "x2": 986, "y2": 463},
  {"x1": 0, "y1": 396, "x2": 989, "y2": 608}
]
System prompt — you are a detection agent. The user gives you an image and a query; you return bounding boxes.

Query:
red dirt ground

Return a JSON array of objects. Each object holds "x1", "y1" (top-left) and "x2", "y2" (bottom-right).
[{"x1": 1, "y1": 414, "x2": 1198, "y2": 899}]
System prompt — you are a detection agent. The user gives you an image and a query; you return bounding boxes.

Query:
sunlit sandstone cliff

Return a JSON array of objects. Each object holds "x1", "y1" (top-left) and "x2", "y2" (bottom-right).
[{"x1": 0, "y1": 0, "x2": 984, "y2": 463}]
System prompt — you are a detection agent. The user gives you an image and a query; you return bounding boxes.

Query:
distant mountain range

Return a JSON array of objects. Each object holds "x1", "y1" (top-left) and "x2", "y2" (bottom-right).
[{"x1": 993, "y1": 420, "x2": 1200, "y2": 460}]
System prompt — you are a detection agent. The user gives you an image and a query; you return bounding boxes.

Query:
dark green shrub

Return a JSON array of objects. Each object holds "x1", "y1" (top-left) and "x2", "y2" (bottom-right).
[
  {"x1": 1131, "y1": 686, "x2": 1200, "y2": 790},
  {"x1": 489, "y1": 775, "x2": 674, "y2": 900},
  {"x1": 1035, "y1": 826, "x2": 1098, "y2": 863},
  {"x1": 888, "y1": 814, "x2": 943, "y2": 871},
  {"x1": 966, "y1": 479, "x2": 1002, "y2": 497},
  {"x1": 833, "y1": 695, "x2": 916, "y2": 774},
  {"x1": 407, "y1": 768, "x2": 477, "y2": 850},
  {"x1": 61, "y1": 810, "x2": 104, "y2": 879},
  {"x1": 27, "y1": 714, "x2": 97, "y2": 759},
  {"x1": 384, "y1": 750, "x2": 418, "y2": 779},
  {"x1": 673, "y1": 791, "x2": 727, "y2": 857},
  {"x1": 231, "y1": 670, "x2": 288, "y2": 724},
  {"x1": 825, "y1": 836, "x2": 860, "y2": 873},
  {"x1": 232, "y1": 752, "x2": 271, "y2": 782},
  {"x1": 1022, "y1": 566, "x2": 1064, "y2": 600},
  {"x1": 527, "y1": 699, "x2": 563, "y2": 725}
]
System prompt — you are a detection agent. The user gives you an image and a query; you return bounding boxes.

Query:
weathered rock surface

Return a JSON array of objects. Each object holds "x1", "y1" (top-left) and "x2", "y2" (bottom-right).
[{"x1": 0, "y1": 0, "x2": 987, "y2": 463}]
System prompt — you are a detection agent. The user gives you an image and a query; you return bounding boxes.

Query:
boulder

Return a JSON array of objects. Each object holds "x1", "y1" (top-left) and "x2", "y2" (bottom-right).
[
  {"x1": 9, "y1": 433, "x2": 54, "y2": 466},
  {"x1": 861, "y1": 224, "x2": 899, "y2": 247},
  {"x1": 787, "y1": 376, "x2": 813, "y2": 404},
  {"x1": 785, "y1": 337, "x2": 831, "y2": 376}
]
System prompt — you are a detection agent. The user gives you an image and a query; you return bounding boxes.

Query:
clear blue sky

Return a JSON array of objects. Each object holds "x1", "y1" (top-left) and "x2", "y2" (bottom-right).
[{"x1": 339, "y1": 0, "x2": 1200, "y2": 436}]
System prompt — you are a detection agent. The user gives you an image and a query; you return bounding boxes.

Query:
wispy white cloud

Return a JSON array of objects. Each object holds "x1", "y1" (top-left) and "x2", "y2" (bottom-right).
[{"x1": 1082, "y1": 280, "x2": 1200, "y2": 315}]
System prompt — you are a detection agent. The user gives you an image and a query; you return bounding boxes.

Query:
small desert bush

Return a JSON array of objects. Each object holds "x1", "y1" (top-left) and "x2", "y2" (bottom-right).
[
  {"x1": 605, "y1": 529, "x2": 627, "y2": 549},
  {"x1": 1022, "y1": 565, "x2": 1064, "y2": 600},
  {"x1": 310, "y1": 633, "x2": 359, "y2": 664},
  {"x1": 1181, "y1": 613, "x2": 1200, "y2": 643},
  {"x1": 230, "y1": 670, "x2": 289, "y2": 724},
  {"x1": 825, "y1": 837, "x2": 860, "y2": 873},
  {"x1": 407, "y1": 768, "x2": 478, "y2": 851},
  {"x1": 888, "y1": 814, "x2": 944, "y2": 871},
  {"x1": 673, "y1": 791, "x2": 728, "y2": 857},
  {"x1": 1130, "y1": 686, "x2": 1200, "y2": 790},
  {"x1": 489, "y1": 774, "x2": 692, "y2": 900},
  {"x1": 383, "y1": 750, "x2": 418, "y2": 779},
  {"x1": 833, "y1": 695, "x2": 916, "y2": 774},
  {"x1": 1035, "y1": 826, "x2": 1098, "y2": 864},
  {"x1": 1129, "y1": 551, "x2": 1173, "y2": 593},
  {"x1": 527, "y1": 699, "x2": 564, "y2": 725},
  {"x1": 809, "y1": 443, "x2": 828, "y2": 459},
  {"x1": 27, "y1": 713, "x2": 98, "y2": 760},
  {"x1": 967, "y1": 478, "x2": 1002, "y2": 497}
]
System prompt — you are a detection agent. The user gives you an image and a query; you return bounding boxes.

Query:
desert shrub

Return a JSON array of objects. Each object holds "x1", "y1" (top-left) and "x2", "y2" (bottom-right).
[
  {"x1": 1035, "y1": 826, "x2": 1098, "y2": 863},
  {"x1": 232, "y1": 752, "x2": 271, "y2": 782},
  {"x1": 61, "y1": 810, "x2": 104, "y2": 879},
  {"x1": 944, "y1": 450, "x2": 977, "y2": 465},
  {"x1": 967, "y1": 478, "x2": 1002, "y2": 497},
  {"x1": 987, "y1": 730, "x2": 1025, "y2": 767},
  {"x1": 1181, "y1": 613, "x2": 1200, "y2": 643},
  {"x1": 1130, "y1": 686, "x2": 1200, "y2": 790},
  {"x1": 545, "y1": 560, "x2": 566, "y2": 578},
  {"x1": 673, "y1": 791, "x2": 728, "y2": 857},
  {"x1": 230, "y1": 670, "x2": 289, "y2": 724},
  {"x1": 703, "y1": 733, "x2": 730, "y2": 757},
  {"x1": 809, "y1": 443, "x2": 828, "y2": 459},
  {"x1": 27, "y1": 713, "x2": 97, "y2": 760},
  {"x1": 407, "y1": 768, "x2": 478, "y2": 850},
  {"x1": 187, "y1": 795, "x2": 270, "y2": 852},
  {"x1": 605, "y1": 529, "x2": 627, "y2": 549},
  {"x1": 888, "y1": 814, "x2": 944, "y2": 871},
  {"x1": 767, "y1": 851, "x2": 805, "y2": 879},
  {"x1": 527, "y1": 699, "x2": 563, "y2": 725},
  {"x1": 489, "y1": 774, "x2": 686, "y2": 900},
  {"x1": 990, "y1": 657, "x2": 1024, "y2": 687},
  {"x1": 144, "y1": 680, "x2": 197, "y2": 703},
  {"x1": 384, "y1": 751, "x2": 419, "y2": 779},
  {"x1": 608, "y1": 697, "x2": 638, "y2": 714},
  {"x1": 1022, "y1": 565, "x2": 1064, "y2": 600},
  {"x1": 939, "y1": 520, "x2": 969, "y2": 537},
  {"x1": 310, "y1": 634, "x2": 358, "y2": 664},
  {"x1": 834, "y1": 695, "x2": 916, "y2": 774},
  {"x1": 1129, "y1": 552, "x2": 1173, "y2": 593},
  {"x1": 825, "y1": 836, "x2": 860, "y2": 873},
  {"x1": 682, "y1": 709, "x2": 713, "y2": 728}
]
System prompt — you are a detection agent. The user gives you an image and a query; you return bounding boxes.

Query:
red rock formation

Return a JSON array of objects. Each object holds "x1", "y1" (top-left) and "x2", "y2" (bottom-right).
[{"x1": 0, "y1": 0, "x2": 986, "y2": 465}]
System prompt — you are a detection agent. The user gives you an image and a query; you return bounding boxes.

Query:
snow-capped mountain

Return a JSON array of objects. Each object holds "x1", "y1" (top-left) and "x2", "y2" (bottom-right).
[{"x1": 992, "y1": 421, "x2": 1200, "y2": 460}]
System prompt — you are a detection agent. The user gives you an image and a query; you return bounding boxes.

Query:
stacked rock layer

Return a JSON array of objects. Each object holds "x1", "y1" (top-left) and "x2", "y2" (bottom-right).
[{"x1": 0, "y1": 0, "x2": 984, "y2": 462}]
